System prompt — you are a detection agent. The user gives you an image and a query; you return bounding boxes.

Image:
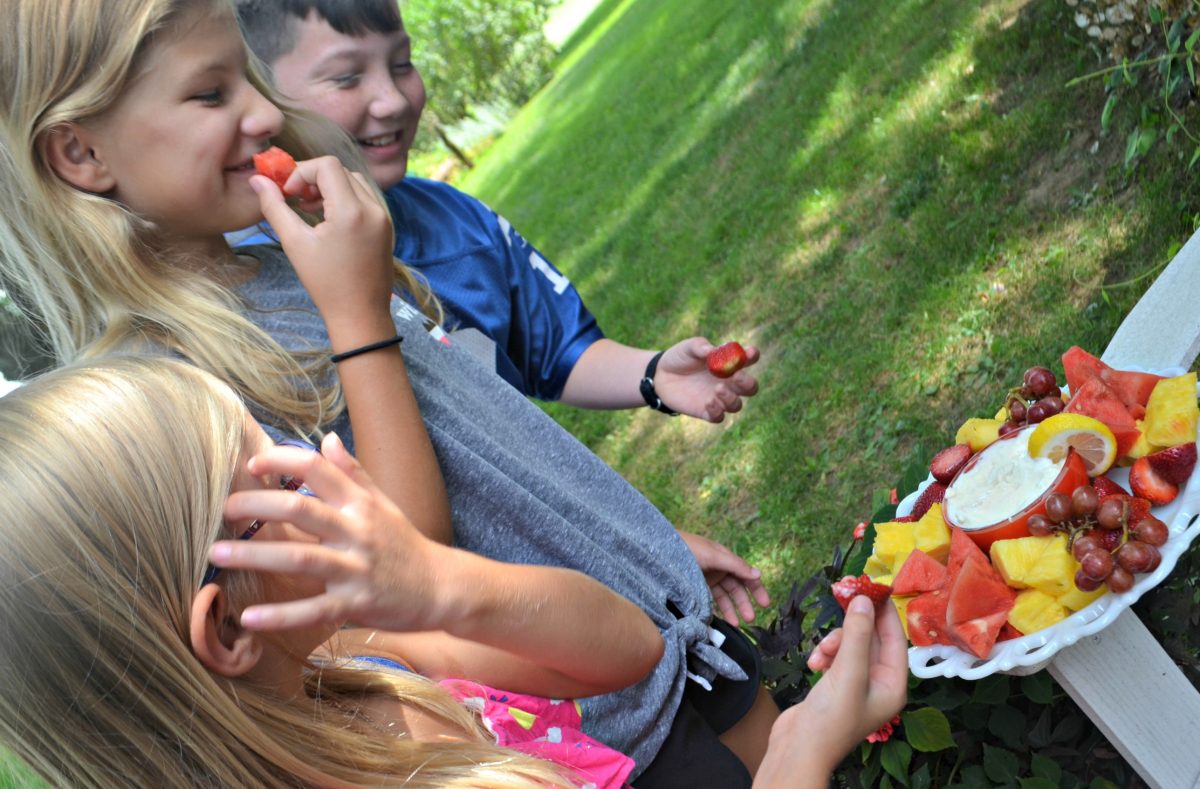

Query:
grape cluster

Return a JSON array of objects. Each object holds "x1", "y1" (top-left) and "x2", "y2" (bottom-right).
[
  {"x1": 998, "y1": 366, "x2": 1066, "y2": 438},
  {"x1": 1028, "y1": 484, "x2": 1166, "y2": 593}
]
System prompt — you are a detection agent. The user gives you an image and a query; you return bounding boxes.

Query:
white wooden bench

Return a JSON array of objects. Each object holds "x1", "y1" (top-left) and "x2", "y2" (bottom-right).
[{"x1": 1047, "y1": 229, "x2": 1200, "y2": 788}]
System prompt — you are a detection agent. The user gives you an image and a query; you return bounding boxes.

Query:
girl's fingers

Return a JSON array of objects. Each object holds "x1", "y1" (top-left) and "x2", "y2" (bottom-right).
[
  {"x1": 245, "y1": 445, "x2": 360, "y2": 507},
  {"x1": 208, "y1": 538, "x2": 356, "y2": 578},
  {"x1": 874, "y1": 599, "x2": 910, "y2": 678},
  {"x1": 830, "y1": 596, "x2": 875, "y2": 690},
  {"x1": 319, "y1": 432, "x2": 380, "y2": 494},
  {"x1": 807, "y1": 628, "x2": 844, "y2": 671},
  {"x1": 250, "y1": 175, "x2": 312, "y2": 240},
  {"x1": 240, "y1": 596, "x2": 342, "y2": 631},
  {"x1": 292, "y1": 157, "x2": 361, "y2": 223}
]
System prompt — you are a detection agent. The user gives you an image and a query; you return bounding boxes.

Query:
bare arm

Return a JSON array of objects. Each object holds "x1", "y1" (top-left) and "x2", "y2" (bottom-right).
[
  {"x1": 250, "y1": 160, "x2": 452, "y2": 544},
  {"x1": 753, "y1": 597, "x2": 908, "y2": 787},
  {"x1": 215, "y1": 435, "x2": 664, "y2": 697},
  {"x1": 559, "y1": 337, "x2": 760, "y2": 422}
]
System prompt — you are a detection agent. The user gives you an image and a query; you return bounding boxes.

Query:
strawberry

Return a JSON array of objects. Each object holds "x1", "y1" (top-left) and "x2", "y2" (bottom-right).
[
  {"x1": 1093, "y1": 527, "x2": 1123, "y2": 553},
  {"x1": 929, "y1": 444, "x2": 972, "y2": 484},
  {"x1": 830, "y1": 574, "x2": 892, "y2": 612},
  {"x1": 893, "y1": 514, "x2": 918, "y2": 523},
  {"x1": 911, "y1": 481, "x2": 948, "y2": 519},
  {"x1": 253, "y1": 146, "x2": 297, "y2": 191},
  {"x1": 1128, "y1": 457, "x2": 1178, "y2": 506},
  {"x1": 706, "y1": 341, "x2": 748, "y2": 378},
  {"x1": 1146, "y1": 442, "x2": 1197, "y2": 486},
  {"x1": 1091, "y1": 476, "x2": 1130, "y2": 500},
  {"x1": 852, "y1": 521, "x2": 867, "y2": 541}
]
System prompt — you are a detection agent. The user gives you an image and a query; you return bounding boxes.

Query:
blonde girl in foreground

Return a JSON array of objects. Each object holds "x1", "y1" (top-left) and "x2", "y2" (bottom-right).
[
  {"x1": 0, "y1": 357, "x2": 664, "y2": 787},
  {"x1": 0, "y1": 357, "x2": 906, "y2": 788}
]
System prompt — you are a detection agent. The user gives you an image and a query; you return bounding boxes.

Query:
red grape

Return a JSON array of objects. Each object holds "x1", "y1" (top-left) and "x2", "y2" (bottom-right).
[
  {"x1": 1132, "y1": 516, "x2": 1169, "y2": 547},
  {"x1": 1071, "y1": 485, "x2": 1099, "y2": 518},
  {"x1": 1096, "y1": 498, "x2": 1127, "y2": 530},
  {"x1": 1116, "y1": 541, "x2": 1154, "y2": 574},
  {"x1": 1024, "y1": 367, "x2": 1057, "y2": 398},
  {"x1": 1106, "y1": 566, "x2": 1134, "y2": 593},
  {"x1": 1009, "y1": 400, "x2": 1027, "y2": 422},
  {"x1": 998, "y1": 420, "x2": 1021, "y2": 437},
  {"x1": 1026, "y1": 402, "x2": 1051, "y2": 424},
  {"x1": 1028, "y1": 513, "x2": 1055, "y2": 537},
  {"x1": 1144, "y1": 545, "x2": 1163, "y2": 573},
  {"x1": 1071, "y1": 533, "x2": 1100, "y2": 561},
  {"x1": 1045, "y1": 492, "x2": 1073, "y2": 524},
  {"x1": 1080, "y1": 550, "x2": 1114, "y2": 581},
  {"x1": 1074, "y1": 569, "x2": 1104, "y2": 592},
  {"x1": 1036, "y1": 395, "x2": 1065, "y2": 417}
]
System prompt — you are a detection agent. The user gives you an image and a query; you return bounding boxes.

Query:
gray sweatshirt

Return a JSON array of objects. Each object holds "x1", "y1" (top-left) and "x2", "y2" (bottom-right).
[{"x1": 237, "y1": 245, "x2": 743, "y2": 774}]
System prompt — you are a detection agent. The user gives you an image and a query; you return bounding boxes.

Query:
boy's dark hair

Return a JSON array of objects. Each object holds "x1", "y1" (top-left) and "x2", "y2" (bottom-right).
[{"x1": 235, "y1": 0, "x2": 403, "y2": 66}]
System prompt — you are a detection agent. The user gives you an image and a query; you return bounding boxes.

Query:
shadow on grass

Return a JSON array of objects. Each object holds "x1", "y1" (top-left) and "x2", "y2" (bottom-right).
[{"x1": 466, "y1": 0, "x2": 1196, "y2": 582}]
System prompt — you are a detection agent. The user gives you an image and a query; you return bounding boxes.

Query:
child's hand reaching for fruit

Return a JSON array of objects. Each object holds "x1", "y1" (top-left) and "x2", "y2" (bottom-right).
[
  {"x1": 653, "y1": 337, "x2": 760, "y2": 422},
  {"x1": 753, "y1": 596, "x2": 908, "y2": 788}
]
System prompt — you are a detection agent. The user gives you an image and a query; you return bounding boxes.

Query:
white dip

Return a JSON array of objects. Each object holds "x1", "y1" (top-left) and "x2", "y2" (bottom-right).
[{"x1": 942, "y1": 429, "x2": 1065, "y2": 530}]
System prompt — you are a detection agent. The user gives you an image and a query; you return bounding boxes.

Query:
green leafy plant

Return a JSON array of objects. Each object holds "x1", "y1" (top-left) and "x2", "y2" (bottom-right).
[
  {"x1": 1067, "y1": 1, "x2": 1200, "y2": 170},
  {"x1": 403, "y1": 0, "x2": 559, "y2": 167}
]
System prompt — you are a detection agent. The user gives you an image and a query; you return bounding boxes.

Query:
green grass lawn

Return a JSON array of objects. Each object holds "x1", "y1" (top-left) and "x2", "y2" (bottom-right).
[{"x1": 453, "y1": 0, "x2": 1200, "y2": 604}]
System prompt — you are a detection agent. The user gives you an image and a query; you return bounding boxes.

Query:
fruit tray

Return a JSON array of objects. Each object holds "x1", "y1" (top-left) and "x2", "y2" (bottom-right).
[{"x1": 904, "y1": 365, "x2": 1200, "y2": 680}]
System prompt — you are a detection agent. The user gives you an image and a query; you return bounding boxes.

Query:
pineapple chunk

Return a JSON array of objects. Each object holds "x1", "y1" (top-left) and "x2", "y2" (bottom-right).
[
  {"x1": 1008, "y1": 589, "x2": 1068, "y2": 635},
  {"x1": 873, "y1": 521, "x2": 916, "y2": 570},
  {"x1": 1058, "y1": 582, "x2": 1107, "y2": 612},
  {"x1": 1121, "y1": 419, "x2": 1161, "y2": 463},
  {"x1": 863, "y1": 554, "x2": 892, "y2": 580},
  {"x1": 990, "y1": 538, "x2": 1044, "y2": 589},
  {"x1": 873, "y1": 574, "x2": 895, "y2": 587},
  {"x1": 913, "y1": 503, "x2": 951, "y2": 562},
  {"x1": 994, "y1": 406, "x2": 1010, "y2": 421},
  {"x1": 891, "y1": 595, "x2": 914, "y2": 640},
  {"x1": 1144, "y1": 373, "x2": 1199, "y2": 447},
  {"x1": 990, "y1": 534, "x2": 1076, "y2": 597},
  {"x1": 955, "y1": 418, "x2": 1002, "y2": 452}
]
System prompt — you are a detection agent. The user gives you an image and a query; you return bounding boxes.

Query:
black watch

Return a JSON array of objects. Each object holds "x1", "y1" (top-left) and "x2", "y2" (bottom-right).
[{"x1": 639, "y1": 351, "x2": 679, "y2": 416}]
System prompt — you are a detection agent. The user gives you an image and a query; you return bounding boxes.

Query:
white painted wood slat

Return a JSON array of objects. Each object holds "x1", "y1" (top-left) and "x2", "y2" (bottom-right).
[{"x1": 1045, "y1": 233, "x2": 1200, "y2": 789}]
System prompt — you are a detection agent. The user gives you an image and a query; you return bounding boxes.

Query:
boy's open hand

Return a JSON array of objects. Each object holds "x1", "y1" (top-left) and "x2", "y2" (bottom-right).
[
  {"x1": 210, "y1": 433, "x2": 456, "y2": 634},
  {"x1": 654, "y1": 337, "x2": 760, "y2": 422}
]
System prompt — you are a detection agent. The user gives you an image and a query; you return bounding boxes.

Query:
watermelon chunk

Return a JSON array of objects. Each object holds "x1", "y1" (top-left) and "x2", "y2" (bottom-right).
[
  {"x1": 946, "y1": 526, "x2": 1001, "y2": 582},
  {"x1": 907, "y1": 589, "x2": 952, "y2": 646},
  {"x1": 253, "y1": 146, "x2": 297, "y2": 191},
  {"x1": 891, "y1": 549, "x2": 948, "y2": 595},
  {"x1": 1062, "y1": 345, "x2": 1163, "y2": 410},
  {"x1": 997, "y1": 622, "x2": 1024, "y2": 642},
  {"x1": 1064, "y1": 378, "x2": 1141, "y2": 457},
  {"x1": 946, "y1": 554, "x2": 1016, "y2": 658},
  {"x1": 1062, "y1": 345, "x2": 1108, "y2": 395},
  {"x1": 1106, "y1": 369, "x2": 1165, "y2": 411}
]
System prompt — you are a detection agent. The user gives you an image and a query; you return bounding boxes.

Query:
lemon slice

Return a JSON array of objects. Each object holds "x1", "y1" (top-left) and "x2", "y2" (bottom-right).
[{"x1": 1027, "y1": 413, "x2": 1117, "y2": 476}]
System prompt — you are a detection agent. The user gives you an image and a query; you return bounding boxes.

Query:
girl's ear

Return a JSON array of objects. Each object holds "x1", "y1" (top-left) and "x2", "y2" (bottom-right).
[
  {"x1": 38, "y1": 123, "x2": 117, "y2": 194},
  {"x1": 190, "y1": 582, "x2": 263, "y2": 678}
]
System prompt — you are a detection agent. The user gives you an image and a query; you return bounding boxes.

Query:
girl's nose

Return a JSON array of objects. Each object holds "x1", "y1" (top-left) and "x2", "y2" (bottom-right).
[{"x1": 242, "y1": 84, "x2": 285, "y2": 140}]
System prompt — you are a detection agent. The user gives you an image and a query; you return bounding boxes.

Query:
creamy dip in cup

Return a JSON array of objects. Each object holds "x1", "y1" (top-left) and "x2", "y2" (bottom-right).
[{"x1": 943, "y1": 428, "x2": 1065, "y2": 530}]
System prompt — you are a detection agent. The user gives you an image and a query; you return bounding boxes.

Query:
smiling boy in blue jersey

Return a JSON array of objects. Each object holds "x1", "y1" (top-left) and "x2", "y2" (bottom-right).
[{"x1": 232, "y1": 0, "x2": 762, "y2": 423}]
